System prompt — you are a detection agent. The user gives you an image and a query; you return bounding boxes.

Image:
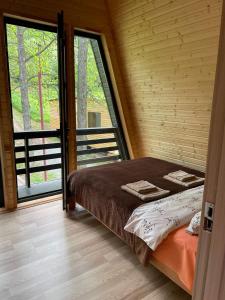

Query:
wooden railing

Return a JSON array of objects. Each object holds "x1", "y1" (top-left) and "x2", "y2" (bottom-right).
[
  {"x1": 76, "y1": 127, "x2": 121, "y2": 166},
  {"x1": 14, "y1": 130, "x2": 62, "y2": 188},
  {"x1": 14, "y1": 127, "x2": 121, "y2": 190}
]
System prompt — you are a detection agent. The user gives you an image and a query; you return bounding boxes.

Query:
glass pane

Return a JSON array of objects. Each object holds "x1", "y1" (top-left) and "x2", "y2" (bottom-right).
[
  {"x1": 6, "y1": 24, "x2": 59, "y2": 132},
  {"x1": 74, "y1": 35, "x2": 112, "y2": 129},
  {"x1": 74, "y1": 34, "x2": 123, "y2": 169},
  {"x1": 6, "y1": 22, "x2": 61, "y2": 200}
]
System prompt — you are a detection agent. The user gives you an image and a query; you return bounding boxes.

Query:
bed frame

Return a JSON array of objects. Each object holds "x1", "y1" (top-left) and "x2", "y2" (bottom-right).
[{"x1": 68, "y1": 201, "x2": 191, "y2": 295}]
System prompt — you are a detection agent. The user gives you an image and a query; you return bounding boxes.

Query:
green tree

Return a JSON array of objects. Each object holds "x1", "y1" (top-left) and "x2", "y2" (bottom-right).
[
  {"x1": 7, "y1": 25, "x2": 106, "y2": 132},
  {"x1": 7, "y1": 24, "x2": 58, "y2": 130},
  {"x1": 16, "y1": 26, "x2": 31, "y2": 131},
  {"x1": 77, "y1": 37, "x2": 88, "y2": 129}
]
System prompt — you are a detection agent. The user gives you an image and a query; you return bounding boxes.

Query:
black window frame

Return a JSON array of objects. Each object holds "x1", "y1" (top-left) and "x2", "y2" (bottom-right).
[
  {"x1": 4, "y1": 16, "x2": 57, "y2": 33},
  {"x1": 74, "y1": 29, "x2": 130, "y2": 160},
  {"x1": 4, "y1": 16, "x2": 62, "y2": 203}
]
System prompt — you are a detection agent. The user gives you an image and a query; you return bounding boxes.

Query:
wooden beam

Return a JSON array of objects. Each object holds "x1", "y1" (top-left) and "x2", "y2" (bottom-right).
[
  {"x1": 0, "y1": 12, "x2": 17, "y2": 209},
  {"x1": 65, "y1": 23, "x2": 77, "y2": 173},
  {"x1": 193, "y1": 0, "x2": 225, "y2": 298}
]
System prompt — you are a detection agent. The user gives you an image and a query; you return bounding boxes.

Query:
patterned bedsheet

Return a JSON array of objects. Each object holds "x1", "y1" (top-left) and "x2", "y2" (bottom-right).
[{"x1": 124, "y1": 185, "x2": 203, "y2": 250}]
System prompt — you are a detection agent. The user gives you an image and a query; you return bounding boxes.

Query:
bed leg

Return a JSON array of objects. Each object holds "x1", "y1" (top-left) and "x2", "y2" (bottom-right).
[{"x1": 67, "y1": 200, "x2": 76, "y2": 212}]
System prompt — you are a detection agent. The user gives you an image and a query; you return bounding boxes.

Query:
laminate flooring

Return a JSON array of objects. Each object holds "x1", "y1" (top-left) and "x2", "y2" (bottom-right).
[{"x1": 0, "y1": 201, "x2": 191, "y2": 300}]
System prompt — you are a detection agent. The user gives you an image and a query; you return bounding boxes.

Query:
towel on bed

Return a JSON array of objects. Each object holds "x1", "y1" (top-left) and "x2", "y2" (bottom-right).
[
  {"x1": 121, "y1": 185, "x2": 170, "y2": 201},
  {"x1": 164, "y1": 174, "x2": 204, "y2": 187},
  {"x1": 126, "y1": 180, "x2": 158, "y2": 194},
  {"x1": 124, "y1": 185, "x2": 203, "y2": 250},
  {"x1": 168, "y1": 170, "x2": 197, "y2": 182}
]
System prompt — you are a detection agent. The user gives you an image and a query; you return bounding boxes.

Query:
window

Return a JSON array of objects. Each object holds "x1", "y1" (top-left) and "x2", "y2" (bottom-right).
[
  {"x1": 5, "y1": 17, "x2": 62, "y2": 201},
  {"x1": 74, "y1": 31, "x2": 129, "y2": 168}
]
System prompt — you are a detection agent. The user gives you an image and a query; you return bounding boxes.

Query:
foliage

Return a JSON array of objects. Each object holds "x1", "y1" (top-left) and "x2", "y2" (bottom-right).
[
  {"x1": 7, "y1": 25, "x2": 58, "y2": 91},
  {"x1": 7, "y1": 24, "x2": 108, "y2": 186},
  {"x1": 7, "y1": 25, "x2": 58, "y2": 126},
  {"x1": 30, "y1": 171, "x2": 60, "y2": 184},
  {"x1": 6, "y1": 24, "x2": 106, "y2": 130},
  {"x1": 74, "y1": 37, "x2": 105, "y2": 103},
  {"x1": 12, "y1": 90, "x2": 51, "y2": 123}
]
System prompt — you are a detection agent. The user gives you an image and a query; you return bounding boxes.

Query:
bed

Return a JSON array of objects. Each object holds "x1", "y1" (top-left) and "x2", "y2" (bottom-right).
[
  {"x1": 67, "y1": 157, "x2": 203, "y2": 294},
  {"x1": 151, "y1": 225, "x2": 198, "y2": 293}
]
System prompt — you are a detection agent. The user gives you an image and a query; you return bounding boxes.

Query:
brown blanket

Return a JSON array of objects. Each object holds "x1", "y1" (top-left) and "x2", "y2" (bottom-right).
[{"x1": 67, "y1": 157, "x2": 204, "y2": 265}]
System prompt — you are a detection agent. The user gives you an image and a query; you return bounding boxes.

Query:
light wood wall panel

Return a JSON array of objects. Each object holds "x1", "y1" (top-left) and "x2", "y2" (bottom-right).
[{"x1": 106, "y1": 0, "x2": 223, "y2": 171}]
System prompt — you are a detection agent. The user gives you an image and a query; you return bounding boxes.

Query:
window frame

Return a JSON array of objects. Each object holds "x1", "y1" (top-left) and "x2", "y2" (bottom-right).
[{"x1": 74, "y1": 29, "x2": 130, "y2": 160}]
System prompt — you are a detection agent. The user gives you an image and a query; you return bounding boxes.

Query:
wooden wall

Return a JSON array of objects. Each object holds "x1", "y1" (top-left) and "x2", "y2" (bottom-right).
[{"x1": 106, "y1": 0, "x2": 223, "y2": 171}]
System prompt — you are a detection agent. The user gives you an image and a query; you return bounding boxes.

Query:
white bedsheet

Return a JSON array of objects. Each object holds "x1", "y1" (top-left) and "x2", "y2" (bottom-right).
[{"x1": 124, "y1": 185, "x2": 204, "y2": 250}]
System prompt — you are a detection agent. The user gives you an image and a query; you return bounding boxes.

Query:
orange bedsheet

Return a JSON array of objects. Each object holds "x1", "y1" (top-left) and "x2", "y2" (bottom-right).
[{"x1": 152, "y1": 225, "x2": 198, "y2": 292}]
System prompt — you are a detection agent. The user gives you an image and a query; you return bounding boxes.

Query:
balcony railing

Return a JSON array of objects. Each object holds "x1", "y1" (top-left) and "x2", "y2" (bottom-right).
[
  {"x1": 14, "y1": 130, "x2": 62, "y2": 189},
  {"x1": 76, "y1": 127, "x2": 121, "y2": 166},
  {"x1": 14, "y1": 127, "x2": 122, "y2": 200}
]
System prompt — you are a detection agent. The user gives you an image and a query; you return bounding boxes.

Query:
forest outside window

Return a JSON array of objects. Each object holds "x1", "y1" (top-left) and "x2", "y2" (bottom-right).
[
  {"x1": 5, "y1": 17, "x2": 62, "y2": 201},
  {"x1": 74, "y1": 31, "x2": 129, "y2": 168},
  {"x1": 4, "y1": 17, "x2": 129, "y2": 201}
]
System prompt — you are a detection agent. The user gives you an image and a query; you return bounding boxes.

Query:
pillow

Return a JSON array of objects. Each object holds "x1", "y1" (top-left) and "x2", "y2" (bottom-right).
[{"x1": 186, "y1": 211, "x2": 201, "y2": 235}]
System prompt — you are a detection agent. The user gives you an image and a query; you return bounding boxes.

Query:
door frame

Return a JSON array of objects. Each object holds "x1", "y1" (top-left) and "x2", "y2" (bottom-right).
[
  {"x1": 57, "y1": 11, "x2": 68, "y2": 209},
  {"x1": 1, "y1": 14, "x2": 76, "y2": 208},
  {"x1": 193, "y1": 1, "x2": 225, "y2": 299},
  {"x1": 4, "y1": 16, "x2": 62, "y2": 202}
]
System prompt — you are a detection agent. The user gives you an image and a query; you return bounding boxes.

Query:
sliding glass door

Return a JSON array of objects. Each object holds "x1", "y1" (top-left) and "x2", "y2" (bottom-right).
[
  {"x1": 74, "y1": 31, "x2": 129, "y2": 168},
  {"x1": 5, "y1": 16, "x2": 67, "y2": 204}
]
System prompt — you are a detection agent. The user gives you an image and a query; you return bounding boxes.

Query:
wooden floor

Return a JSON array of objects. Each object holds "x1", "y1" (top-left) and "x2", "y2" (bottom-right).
[{"x1": 0, "y1": 201, "x2": 191, "y2": 300}]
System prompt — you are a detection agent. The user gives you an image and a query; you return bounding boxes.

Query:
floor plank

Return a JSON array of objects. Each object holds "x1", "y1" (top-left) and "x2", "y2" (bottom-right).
[{"x1": 0, "y1": 201, "x2": 191, "y2": 300}]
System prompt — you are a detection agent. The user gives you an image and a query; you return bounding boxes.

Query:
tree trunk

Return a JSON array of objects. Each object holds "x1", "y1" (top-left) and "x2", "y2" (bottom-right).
[
  {"x1": 17, "y1": 26, "x2": 31, "y2": 131},
  {"x1": 77, "y1": 37, "x2": 88, "y2": 129}
]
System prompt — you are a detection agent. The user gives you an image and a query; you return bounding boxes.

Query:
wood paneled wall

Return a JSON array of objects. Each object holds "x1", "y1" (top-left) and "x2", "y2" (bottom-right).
[{"x1": 106, "y1": 0, "x2": 223, "y2": 171}]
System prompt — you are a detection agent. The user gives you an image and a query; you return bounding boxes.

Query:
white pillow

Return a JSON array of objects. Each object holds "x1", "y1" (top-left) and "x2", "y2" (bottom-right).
[{"x1": 186, "y1": 211, "x2": 201, "y2": 235}]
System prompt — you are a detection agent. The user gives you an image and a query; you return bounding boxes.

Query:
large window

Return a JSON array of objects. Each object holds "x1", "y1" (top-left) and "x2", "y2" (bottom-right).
[
  {"x1": 5, "y1": 18, "x2": 62, "y2": 201},
  {"x1": 4, "y1": 19, "x2": 129, "y2": 203},
  {"x1": 74, "y1": 31, "x2": 129, "y2": 168}
]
